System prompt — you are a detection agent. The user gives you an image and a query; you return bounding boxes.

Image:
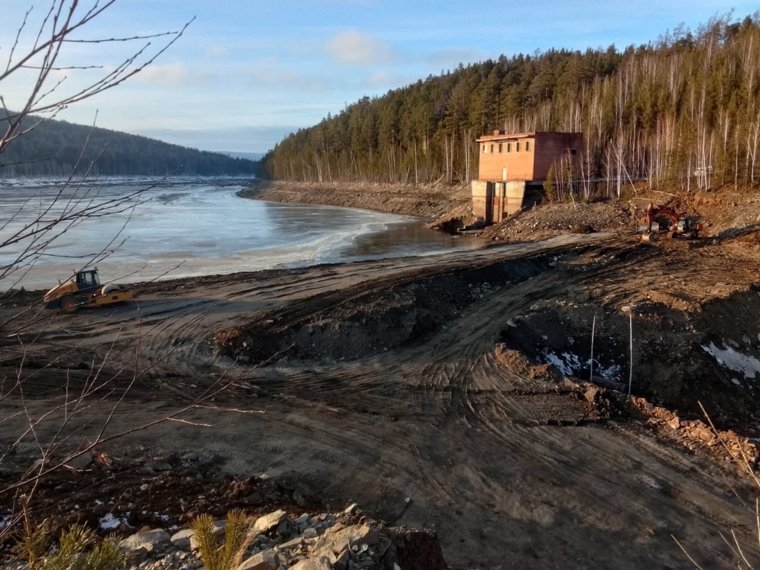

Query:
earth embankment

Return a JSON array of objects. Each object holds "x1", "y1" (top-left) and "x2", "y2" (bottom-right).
[{"x1": 239, "y1": 180, "x2": 471, "y2": 218}]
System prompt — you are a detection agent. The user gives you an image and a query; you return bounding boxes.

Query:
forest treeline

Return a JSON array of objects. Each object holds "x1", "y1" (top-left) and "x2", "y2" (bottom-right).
[
  {"x1": 261, "y1": 15, "x2": 760, "y2": 198},
  {"x1": 0, "y1": 114, "x2": 254, "y2": 177}
]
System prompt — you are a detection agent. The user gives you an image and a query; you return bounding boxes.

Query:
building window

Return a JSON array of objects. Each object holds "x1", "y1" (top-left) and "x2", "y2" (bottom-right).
[
  {"x1": 498, "y1": 143, "x2": 503, "y2": 153},
  {"x1": 526, "y1": 141, "x2": 531, "y2": 151},
  {"x1": 482, "y1": 144, "x2": 486, "y2": 153},
  {"x1": 490, "y1": 144, "x2": 494, "y2": 153},
  {"x1": 516, "y1": 141, "x2": 520, "y2": 151},
  {"x1": 507, "y1": 143, "x2": 511, "y2": 152}
]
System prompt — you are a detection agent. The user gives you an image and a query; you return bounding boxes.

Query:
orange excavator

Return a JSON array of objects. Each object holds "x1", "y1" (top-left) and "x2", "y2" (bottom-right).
[{"x1": 638, "y1": 203, "x2": 702, "y2": 242}]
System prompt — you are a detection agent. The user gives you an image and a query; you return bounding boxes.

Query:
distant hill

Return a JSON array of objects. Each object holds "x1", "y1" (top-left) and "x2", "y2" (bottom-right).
[
  {"x1": 0, "y1": 113, "x2": 255, "y2": 177},
  {"x1": 222, "y1": 151, "x2": 264, "y2": 161},
  {"x1": 262, "y1": 15, "x2": 760, "y2": 194}
]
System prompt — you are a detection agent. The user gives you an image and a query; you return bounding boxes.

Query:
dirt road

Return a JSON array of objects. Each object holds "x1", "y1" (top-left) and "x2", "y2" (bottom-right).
[{"x1": 2, "y1": 232, "x2": 760, "y2": 569}]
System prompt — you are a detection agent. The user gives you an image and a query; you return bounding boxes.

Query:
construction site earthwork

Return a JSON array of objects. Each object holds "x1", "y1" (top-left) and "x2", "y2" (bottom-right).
[{"x1": 4, "y1": 181, "x2": 760, "y2": 569}]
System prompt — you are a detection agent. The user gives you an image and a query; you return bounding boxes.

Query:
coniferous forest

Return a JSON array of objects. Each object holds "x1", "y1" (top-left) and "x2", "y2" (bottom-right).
[
  {"x1": 0, "y1": 114, "x2": 254, "y2": 177},
  {"x1": 261, "y1": 15, "x2": 760, "y2": 198}
]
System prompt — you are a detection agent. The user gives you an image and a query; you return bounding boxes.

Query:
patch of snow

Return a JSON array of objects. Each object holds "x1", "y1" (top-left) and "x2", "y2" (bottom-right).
[
  {"x1": 702, "y1": 341, "x2": 760, "y2": 380},
  {"x1": 544, "y1": 351, "x2": 577, "y2": 376},
  {"x1": 99, "y1": 513, "x2": 129, "y2": 531},
  {"x1": 596, "y1": 362, "x2": 622, "y2": 381},
  {"x1": 0, "y1": 514, "x2": 12, "y2": 530},
  {"x1": 545, "y1": 351, "x2": 623, "y2": 381}
]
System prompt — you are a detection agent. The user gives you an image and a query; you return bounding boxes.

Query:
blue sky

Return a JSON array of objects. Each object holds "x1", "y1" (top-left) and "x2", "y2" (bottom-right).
[{"x1": 2, "y1": 1, "x2": 757, "y2": 154}]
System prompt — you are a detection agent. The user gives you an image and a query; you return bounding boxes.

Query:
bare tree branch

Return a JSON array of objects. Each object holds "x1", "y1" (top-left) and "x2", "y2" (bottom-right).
[
  {"x1": 0, "y1": 1, "x2": 194, "y2": 156},
  {"x1": 0, "y1": 2, "x2": 232, "y2": 548}
]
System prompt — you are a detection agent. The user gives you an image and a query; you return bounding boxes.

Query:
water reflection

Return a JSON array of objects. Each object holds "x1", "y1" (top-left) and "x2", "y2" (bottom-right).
[{"x1": 342, "y1": 220, "x2": 478, "y2": 259}]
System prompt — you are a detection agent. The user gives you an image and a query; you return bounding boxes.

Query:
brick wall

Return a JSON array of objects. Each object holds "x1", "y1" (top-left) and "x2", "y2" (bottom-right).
[
  {"x1": 477, "y1": 137, "x2": 535, "y2": 181},
  {"x1": 532, "y1": 133, "x2": 583, "y2": 180},
  {"x1": 476, "y1": 132, "x2": 582, "y2": 182}
]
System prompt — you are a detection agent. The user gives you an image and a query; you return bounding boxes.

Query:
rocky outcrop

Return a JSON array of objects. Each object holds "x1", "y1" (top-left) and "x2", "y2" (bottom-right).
[{"x1": 118, "y1": 529, "x2": 171, "y2": 563}]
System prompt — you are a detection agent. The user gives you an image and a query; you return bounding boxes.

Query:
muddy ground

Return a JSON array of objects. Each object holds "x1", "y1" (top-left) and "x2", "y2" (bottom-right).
[{"x1": 3, "y1": 185, "x2": 760, "y2": 568}]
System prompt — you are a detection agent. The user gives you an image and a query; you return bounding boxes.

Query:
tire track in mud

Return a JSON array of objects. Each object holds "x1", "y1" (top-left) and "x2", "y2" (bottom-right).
[
  {"x1": 439, "y1": 270, "x2": 753, "y2": 565},
  {"x1": 234, "y1": 242, "x2": 729, "y2": 544},
  {"x1": 226, "y1": 240, "x2": 757, "y2": 568},
  {"x1": 369, "y1": 267, "x2": 611, "y2": 521},
  {"x1": 177, "y1": 238, "x2": 620, "y2": 519},
  {"x1": 3, "y1": 234, "x2": 608, "y2": 371},
  {"x1": 4, "y1": 232, "x2": 759, "y2": 568},
  {"x1": 407, "y1": 269, "x2": 585, "y2": 432}
]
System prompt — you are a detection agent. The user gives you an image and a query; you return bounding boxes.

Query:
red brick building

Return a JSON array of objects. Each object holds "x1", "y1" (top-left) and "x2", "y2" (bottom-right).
[{"x1": 472, "y1": 131, "x2": 582, "y2": 224}]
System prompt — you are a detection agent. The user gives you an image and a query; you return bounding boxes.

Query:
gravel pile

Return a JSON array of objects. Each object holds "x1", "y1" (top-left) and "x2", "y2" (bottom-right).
[{"x1": 478, "y1": 201, "x2": 635, "y2": 242}]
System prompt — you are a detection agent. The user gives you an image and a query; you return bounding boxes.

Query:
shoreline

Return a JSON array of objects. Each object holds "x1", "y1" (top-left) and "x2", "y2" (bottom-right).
[
  {"x1": 1, "y1": 181, "x2": 473, "y2": 293},
  {"x1": 239, "y1": 179, "x2": 472, "y2": 219}
]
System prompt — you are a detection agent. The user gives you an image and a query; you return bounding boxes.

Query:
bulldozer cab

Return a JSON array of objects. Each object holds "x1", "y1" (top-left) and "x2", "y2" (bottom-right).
[
  {"x1": 75, "y1": 269, "x2": 100, "y2": 292},
  {"x1": 44, "y1": 267, "x2": 132, "y2": 312}
]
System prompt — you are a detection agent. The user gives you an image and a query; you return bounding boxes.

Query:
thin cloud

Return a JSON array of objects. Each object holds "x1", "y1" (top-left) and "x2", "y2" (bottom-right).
[
  {"x1": 206, "y1": 44, "x2": 228, "y2": 58},
  {"x1": 133, "y1": 62, "x2": 209, "y2": 87},
  {"x1": 246, "y1": 67, "x2": 332, "y2": 93},
  {"x1": 366, "y1": 71, "x2": 390, "y2": 87},
  {"x1": 326, "y1": 29, "x2": 395, "y2": 65},
  {"x1": 426, "y1": 48, "x2": 484, "y2": 68}
]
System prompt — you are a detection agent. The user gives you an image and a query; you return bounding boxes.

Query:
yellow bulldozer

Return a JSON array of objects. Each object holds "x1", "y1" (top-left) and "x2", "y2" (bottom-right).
[{"x1": 43, "y1": 268, "x2": 133, "y2": 312}]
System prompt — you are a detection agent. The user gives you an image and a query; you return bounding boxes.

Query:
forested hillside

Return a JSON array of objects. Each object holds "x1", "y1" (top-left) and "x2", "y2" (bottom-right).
[
  {"x1": 262, "y1": 15, "x2": 760, "y2": 198},
  {"x1": 0, "y1": 114, "x2": 254, "y2": 177}
]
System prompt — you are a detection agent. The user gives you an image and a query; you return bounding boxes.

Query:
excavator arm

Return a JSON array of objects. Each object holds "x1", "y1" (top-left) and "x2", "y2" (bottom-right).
[
  {"x1": 640, "y1": 203, "x2": 701, "y2": 241},
  {"x1": 644, "y1": 203, "x2": 681, "y2": 232}
]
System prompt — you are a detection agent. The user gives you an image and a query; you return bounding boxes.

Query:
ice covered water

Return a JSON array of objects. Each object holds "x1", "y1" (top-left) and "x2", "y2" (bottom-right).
[{"x1": 0, "y1": 177, "x2": 479, "y2": 290}]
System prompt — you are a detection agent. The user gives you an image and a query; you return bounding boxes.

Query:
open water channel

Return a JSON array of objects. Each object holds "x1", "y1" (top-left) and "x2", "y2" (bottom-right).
[{"x1": 0, "y1": 176, "x2": 480, "y2": 290}]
